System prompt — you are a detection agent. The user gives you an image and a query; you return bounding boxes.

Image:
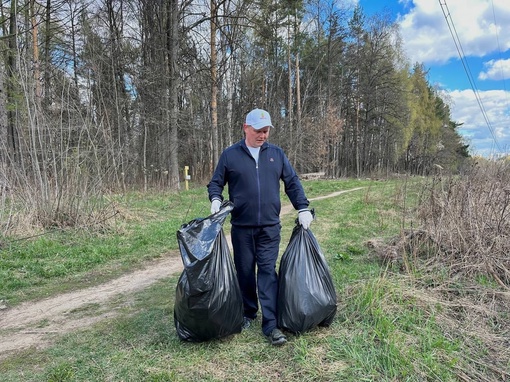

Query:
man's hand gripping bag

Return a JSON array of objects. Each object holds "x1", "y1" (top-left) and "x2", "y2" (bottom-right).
[
  {"x1": 277, "y1": 223, "x2": 337, "y2": 334},
  {"x1": 174, "y1": 201, "x2": 243, "y2": 341}
]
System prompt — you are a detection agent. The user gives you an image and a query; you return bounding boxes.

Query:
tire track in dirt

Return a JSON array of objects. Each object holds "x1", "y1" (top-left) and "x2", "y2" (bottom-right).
[{"x1": 0, "y1": 187, "x2": 364, "y2": 359}]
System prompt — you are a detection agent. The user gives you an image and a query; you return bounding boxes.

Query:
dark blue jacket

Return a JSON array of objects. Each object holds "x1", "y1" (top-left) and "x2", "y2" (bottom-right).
[{"x1": 207, "y1": 140, "x2": 309, "y2": 227}]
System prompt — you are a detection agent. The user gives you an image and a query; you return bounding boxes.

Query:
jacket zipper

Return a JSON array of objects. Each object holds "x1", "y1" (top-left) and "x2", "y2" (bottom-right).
[{"x1": 256, "y1": 161, "x2": 261, "y2": 225}]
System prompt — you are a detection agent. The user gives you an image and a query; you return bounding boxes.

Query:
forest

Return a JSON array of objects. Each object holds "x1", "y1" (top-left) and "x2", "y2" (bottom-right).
[{"x1": 0, "y1": 0, "x2": 470, "y2": 231}]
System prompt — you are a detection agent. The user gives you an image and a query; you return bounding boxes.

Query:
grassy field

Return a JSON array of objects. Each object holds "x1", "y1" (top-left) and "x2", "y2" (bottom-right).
[{"x1": 0, "y1": 177, "x2": 507, "y2": 381}]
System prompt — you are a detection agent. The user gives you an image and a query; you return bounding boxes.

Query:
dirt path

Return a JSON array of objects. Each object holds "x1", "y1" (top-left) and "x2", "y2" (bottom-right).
[{"x1": 0, "y1": 188, "x2": 364, "y2": 359}]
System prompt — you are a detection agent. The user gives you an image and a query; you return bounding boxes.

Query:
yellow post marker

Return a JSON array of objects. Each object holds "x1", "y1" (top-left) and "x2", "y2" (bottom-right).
[{"x1": 184, "y1": 166, "x2": 190, "y2": 190}]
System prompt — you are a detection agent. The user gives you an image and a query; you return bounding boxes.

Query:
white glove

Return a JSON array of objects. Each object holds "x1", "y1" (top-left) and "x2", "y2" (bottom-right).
[
  {"x1": 210, "y1": 199, "x2": 222, "y2": 214},
  {"x1": 298, "y1": 209, "x2": 313, "y2": 229}
]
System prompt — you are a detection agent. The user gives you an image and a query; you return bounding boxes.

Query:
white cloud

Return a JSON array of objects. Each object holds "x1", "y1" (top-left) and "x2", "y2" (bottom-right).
[
  {"x1": 399, "y1": 0, "x2": 510, "y2": 65},
  {"x1": 479, "y1": 58, "x2": 510, "y2": 80},
  {"x1": 449, "y1": 89, "x2": 510, "y2": 157}
]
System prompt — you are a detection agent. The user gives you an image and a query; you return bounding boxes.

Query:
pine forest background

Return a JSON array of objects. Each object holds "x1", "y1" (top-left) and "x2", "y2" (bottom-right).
[{"x1": 0, "y1": 0, "x2": 471, "y2": 232}]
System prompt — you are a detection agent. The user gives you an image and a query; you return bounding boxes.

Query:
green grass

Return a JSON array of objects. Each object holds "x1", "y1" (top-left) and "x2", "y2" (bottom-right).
[
  {"x1": 0, "y1": 178, "x2": 503, "y2": 381},
  {"x1": 0, "y1": 187, "x2": 211, "y2": 305}
]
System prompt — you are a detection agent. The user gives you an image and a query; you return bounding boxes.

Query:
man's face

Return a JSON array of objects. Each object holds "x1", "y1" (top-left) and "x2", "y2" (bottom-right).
[{"x1": 244, "y1": 125, "x2": 270, "y2": 148}]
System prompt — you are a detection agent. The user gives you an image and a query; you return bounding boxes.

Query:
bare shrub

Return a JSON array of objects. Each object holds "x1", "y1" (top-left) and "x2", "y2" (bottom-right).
[
  {"x1": 418, "y1": 161, "x2": 510, "y2": 287},
  {"x1": 0, "y1": 161, "x2": 119, "y2": 237},
  {"x1": 0, "y1": 58, "x2": 128, "y2": 236},
  {"x1": 0, "y1": 114, "x2": 121, "y2": 236},
  {"x1": 371, "y1": 161, "x2": 510, "y2": 287},
  {"x1": 368, "y1": 161, "x2": 510, "y2": 381}
]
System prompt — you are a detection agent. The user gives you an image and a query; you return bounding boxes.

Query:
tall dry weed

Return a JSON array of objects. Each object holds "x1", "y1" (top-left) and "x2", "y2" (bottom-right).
[
  {"x1": 418, "y1": 161, "x2": 510, "y2": 286},
  {"x1": 0, "y1": 154, "x2": 118, "y2": 237},
  {"x1": 368, "y1": 163, "x2": 510, "y2": 381}
]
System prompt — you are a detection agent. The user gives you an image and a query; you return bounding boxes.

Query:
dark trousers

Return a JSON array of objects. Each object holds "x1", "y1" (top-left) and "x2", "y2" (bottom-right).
[{"x1": 231, "y1": 224, "x2": 281, "y2": 336}]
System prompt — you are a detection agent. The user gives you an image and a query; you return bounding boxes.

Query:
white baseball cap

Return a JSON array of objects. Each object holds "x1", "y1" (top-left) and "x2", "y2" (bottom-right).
[{"x1": 245, "y1": 109, "x2": 273, "y2": 130}]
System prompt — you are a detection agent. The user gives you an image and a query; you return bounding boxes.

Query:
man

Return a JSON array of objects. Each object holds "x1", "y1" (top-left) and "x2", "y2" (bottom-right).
[{"x1": 207, "y1": 108, "x2": 313, "y2": 346}]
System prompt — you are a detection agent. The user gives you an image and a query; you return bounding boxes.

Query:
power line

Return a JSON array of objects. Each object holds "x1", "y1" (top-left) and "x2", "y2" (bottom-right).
[
  {"x1": 490, "y1": 0, "x2": 510, "y2": 104},
  {"x1": 438, "y1": 0, "x2": 502, "y2": 153}
]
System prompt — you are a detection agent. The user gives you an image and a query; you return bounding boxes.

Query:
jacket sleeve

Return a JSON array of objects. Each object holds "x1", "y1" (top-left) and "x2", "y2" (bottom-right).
[
  {"x1": 207, "y1": 152, "x2": 227, "y2": 202},
  {"x1": 281, "y1": 151, "x2": 309, "y2": 211}
]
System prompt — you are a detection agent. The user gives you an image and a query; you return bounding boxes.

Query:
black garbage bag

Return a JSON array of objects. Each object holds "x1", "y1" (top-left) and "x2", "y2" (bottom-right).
[
  {"x1": 174, "y1": 201, "x2": 243, "y2": 342},
  {"x1": 277, "y1": 223, "x2": 337, "y2": 334}
]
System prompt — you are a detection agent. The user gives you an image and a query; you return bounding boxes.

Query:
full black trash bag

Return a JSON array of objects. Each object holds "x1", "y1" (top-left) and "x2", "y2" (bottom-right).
[
  {"x1": 277, "y1": 223, "x2": 337, "y2": 334},
  {"x1": 174, "y1": 201, "x2": 243, "y2": 342}
]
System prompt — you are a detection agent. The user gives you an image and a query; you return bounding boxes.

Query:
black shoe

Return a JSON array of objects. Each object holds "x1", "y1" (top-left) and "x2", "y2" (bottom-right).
[
  {"x1": 267, "y1": 328, "x2": 287, "y2": 346},
  {"x1": 242, "y1": 317, "x2": 252, "y2": 330}
]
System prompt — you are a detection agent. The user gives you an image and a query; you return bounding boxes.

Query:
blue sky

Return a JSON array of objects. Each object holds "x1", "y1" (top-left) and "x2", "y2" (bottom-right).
[{"x1": 355, "y1": 0, "x2": 510, "y2": 158}]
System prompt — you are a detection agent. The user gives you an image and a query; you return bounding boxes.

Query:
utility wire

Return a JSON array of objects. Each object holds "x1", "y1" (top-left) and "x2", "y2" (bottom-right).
[
  {"x1": 490, "y1": 0, "x2": 510, "y2": 104},
  {"x1": 489, "y1": 0, "x2": 510, "y2": 156},
  {"x1": 438, "y1": 0, "x2": 502, "y2": 153}
]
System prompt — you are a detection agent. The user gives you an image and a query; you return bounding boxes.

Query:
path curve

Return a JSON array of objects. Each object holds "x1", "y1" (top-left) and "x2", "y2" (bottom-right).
[{"x1": 0, "y1": 187, "x2": 364, "y2": 359}]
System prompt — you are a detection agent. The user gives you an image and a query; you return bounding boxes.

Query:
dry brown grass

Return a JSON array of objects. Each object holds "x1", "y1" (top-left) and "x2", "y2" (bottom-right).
[
  {"x1": 419, "y1": 162, "x2": 510, "y2": 286},
  {"x1": 368, "y1": 161, "x2": 510, "y2": 381}
]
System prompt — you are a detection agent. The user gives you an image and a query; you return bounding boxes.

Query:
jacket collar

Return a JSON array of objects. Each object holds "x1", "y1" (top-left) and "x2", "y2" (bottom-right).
[{"x1": 240, "y1": 139, "x2": 268, "y2": 151}]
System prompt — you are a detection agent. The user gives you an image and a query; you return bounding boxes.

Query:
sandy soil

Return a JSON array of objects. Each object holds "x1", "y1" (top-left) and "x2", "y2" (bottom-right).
[{"x1": 0, "y1": 188, "x2": 363, "y2": 360}]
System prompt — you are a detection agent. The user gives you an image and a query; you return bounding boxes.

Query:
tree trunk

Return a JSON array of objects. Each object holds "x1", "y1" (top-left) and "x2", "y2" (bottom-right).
[
  {"x1": 295, "y1": 51, "x2": 302, "y2": 171},
  {"x1": 210, "y1": 0, "x2": 219, "y2": 170},
  {"x1": 167, "y1": 0, "x2": 180, "y2": 189},
  {"x1": 6, "y1": 0, "x2": 18, "y2": 163}
]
